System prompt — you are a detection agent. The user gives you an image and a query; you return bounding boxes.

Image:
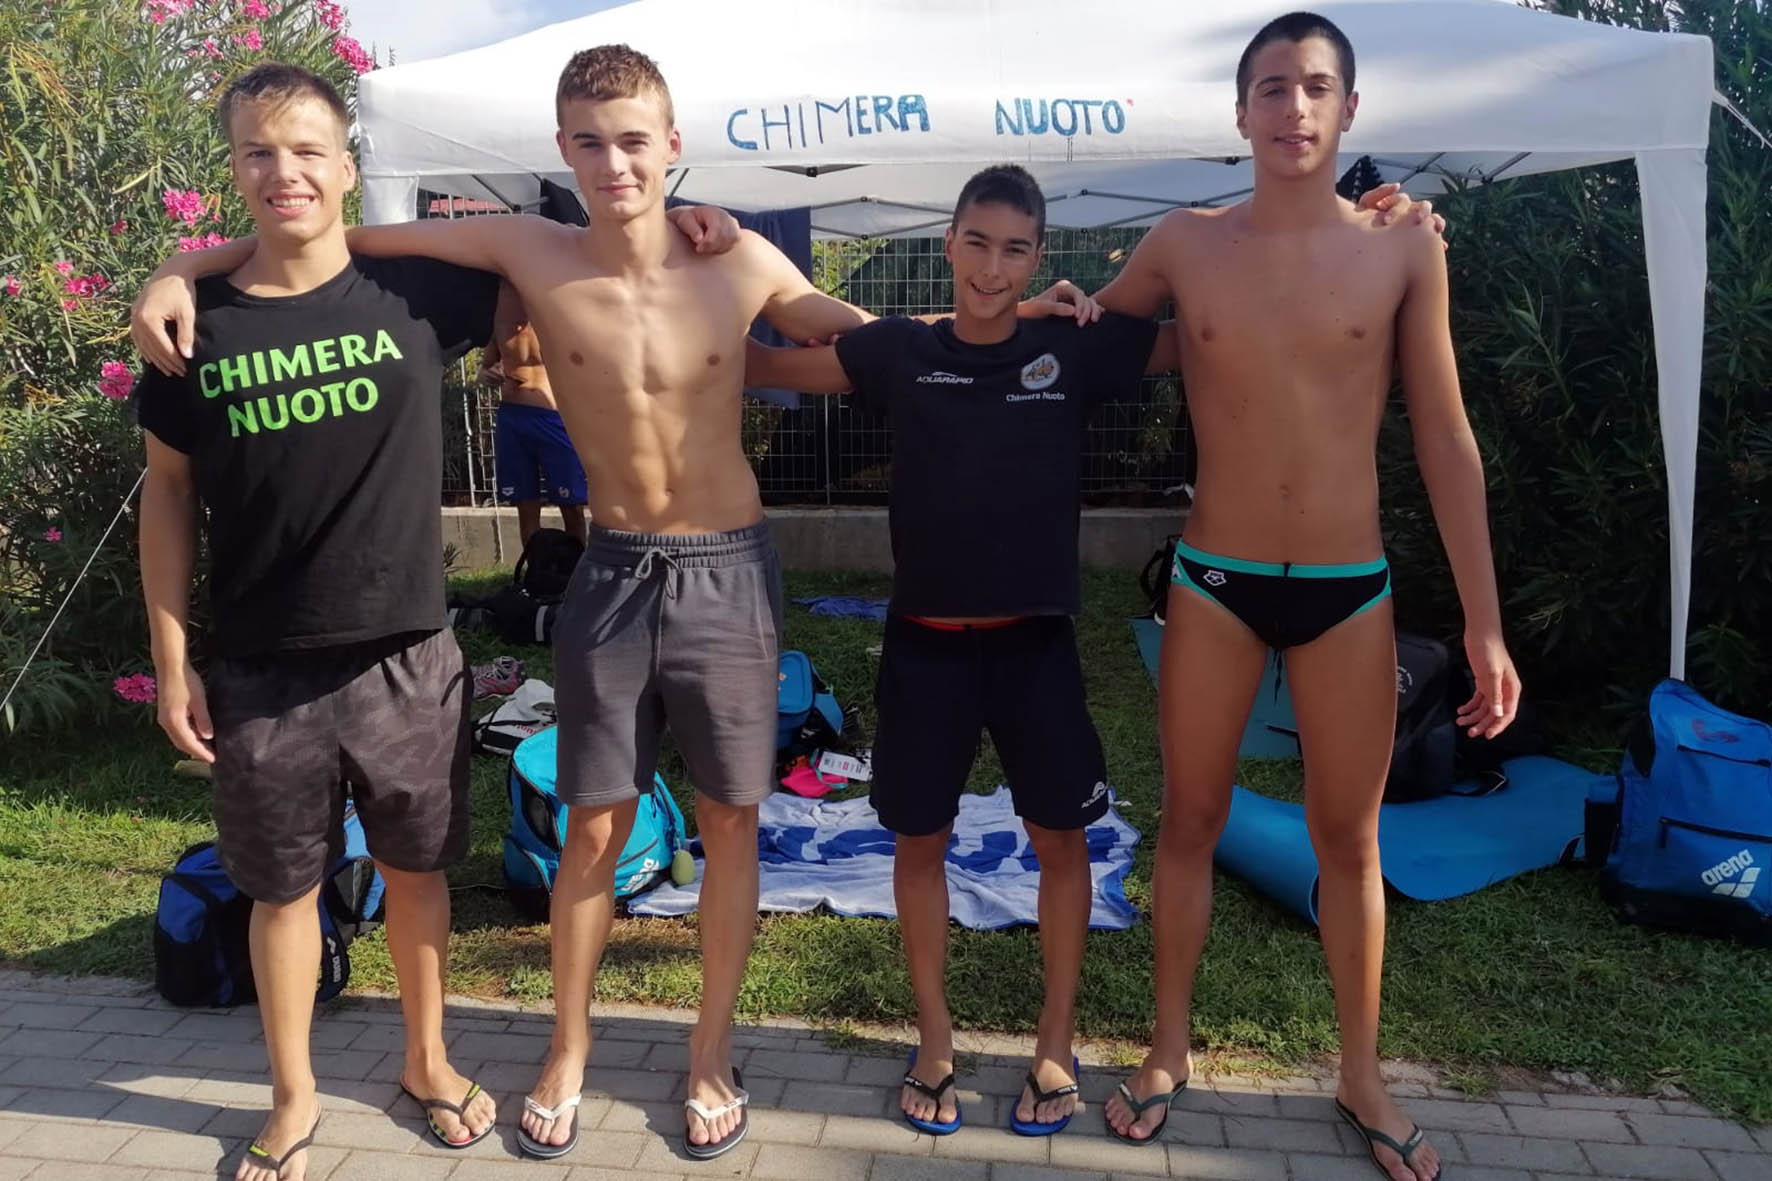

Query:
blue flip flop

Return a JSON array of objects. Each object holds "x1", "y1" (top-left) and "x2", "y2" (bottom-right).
[
  {"x1": 900, "y1": 1050, "x2": 962, "y2": 1136},
  {"x1": 1009, "y1": 1055, "x2": 1080, "y2": 1136}
]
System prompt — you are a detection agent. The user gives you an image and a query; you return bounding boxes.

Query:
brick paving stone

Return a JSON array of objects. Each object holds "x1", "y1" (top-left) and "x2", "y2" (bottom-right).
[
  {"x1": 0, "y1": 1004, "x2": 98, "y2": 1031},
  {"x1": 1545, "y1": 1094, "x2": 1666, "y2": 1113},
  {"x1": 779, "y1": 1080, "x2": 891, "y2": 1118},
  {"x1": 1164, "y1": 1145, "x2": 1289, "y2": 1179},
  {"x1": 89, "y1": 1033, "x2": 198, "y2": 1067},
  {"x1": 107, "y1": 1128, "x2": 242, "y2": 1170},
  {"x1": 1274, "y1": 1092, "x2": 1342, "y2": 1121},
  {"x1": 1661, "y1": 1101, "x2": 1716, "y2": 1117},
  {"x1": 1456, "y1": 1131, "x2": 1591, "y2": 1172},
  {"x1": 746, "y1": 1107, "x2": 826, "y2": 1145},
  {"x1": 1752, "y1": 1126, "x2": 1772, "y2": 1153},
  {"x1": 993, "y1": 1165, "x2": 1110, "y2": 1181},
  {"x1": 1049, "y1": 1133, "x2": 1169, "y2": 1176},
  {"x1": 104, "y1": 1092, "x2": 221, "y2": 1134},
  {"x1": 173, "y1": 1040, "x2": 268, "y2": 1073},
  {"x1": 346, "y1": 1022, "x2": 414, "y2": 1054},
  {"x1": 0, "y1": 1029, "x2": 102, "y2": 1060},
  {"x1": 0, "y1": 1054, "x2": 111, "y2": 1089},
  {"x1": 0, "y1": 1160, "x2": 34, "y2": 1181},
  {"x1": 4, "y1": 1084, "x2": 128, "y2": 1120},
  {"x1": 564, "y1": 1170, "x2": 686, "y2": 1181},
  {"x1": 1496, "y1": 1090, "x2": 1547, "y2": 1106},
  {"x1": 817, "y1": 1112, "x2": 931, "y2": 1154},
  {"x1": 442, "y1": 1162, "x2": 579, "y2": 1180},
  {"x1": 584, "y1": 1067, "x2": 683, "y2": 1103},
  {"x1": 589, "y1": 1039, "x2": 654, "y2": 1069},
  {"x1": 1373, "y1": 1098, "x2": 1512, "y2": 1135},
  {"x1": 742, "y1": 1073, "x2": 790, "y2": 1110},
  {"x1": 313, "y1": 1110, "x2": 430, "y2": 1152},
  {"x1": 873, "y1": 1154, "x2": 990, "y2": 1181},
  {"x1": 96, "y1": 1065, "x2": 203, "y2": 1099},
  {"x1": 745, "y1": 1049, "x2": 850, "y2": 1083},
  {"x1": 163, "y1": 1013, "x2": 261, "y2": 1043},
  {"x1": 1626, "y1": 1113, "x2": 1761, "y2": 1152},
  {"x1": 22, "y1": 1166, "x2": 155, "y2": 1181},
  {"x1": 1706, "y1": 1149, "x2": 1772, "y2": 1181},
  {"x1": 312, "y1": 1048, "x2": 395, "y2": 1082},
  {"x1": 749, "y1": 1142, "x2": 873, "y2": 1180},
  {"x1": 309, "y1": 1020, "x2": 372, "y2": 1049},
  {"x1": 1066, "y1": 1102, "x2": 1225, "y2": 1148},
  {"x1": 1223, "y1": 1114, "x2": 1345, "y2": 1154},
  {"x1": 845, "y1": 1055, "x2": 908, "y2": 1087},
  {"x1": 5, "y1": 1119, "x2": 139, "y2": 1160},
  {"x1": 318, "y1": 1078, "x2": 403, "y2": 1116},
  {"x1": 597, "y1": 1098, "x2": 679, "y2": 1133},
  {"x1": 451, "y1": 1030, "x2": 552, "y2": 1064},
  {"x1": 326, "y1": 1151, "x2": 458, "y2": 1180},
  {"x1": 1508, "y1": 1106, "x2": 1635, "y2": 1143},
  {"x1": 634, "y1": 1135, "x2": 760, "y2": 1176},
  {"x1": 1580, "y1": 1140, "x2": 1721, "y2": 1180},
  {"x1": 930, "y1": 1124, "x2": 1051, "y2": 1165},
  {"x1": 78, "y1": 1007, "x2": 185, "y2": 1037}
]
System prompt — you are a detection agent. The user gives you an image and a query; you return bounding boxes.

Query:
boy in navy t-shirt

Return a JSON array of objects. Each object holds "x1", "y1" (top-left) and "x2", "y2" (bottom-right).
[{"x1": 745, "y1": 166, "x2": 1170, "y2": 1137}]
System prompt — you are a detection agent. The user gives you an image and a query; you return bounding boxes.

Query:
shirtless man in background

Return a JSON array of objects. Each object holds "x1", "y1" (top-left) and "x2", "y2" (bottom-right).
[
  {"x1": 1094, "y1": 14, "x2": 1519, "y2": 1181},
  {"x1": 480, "y1": 284, "x2": 589, "y2": 545}
]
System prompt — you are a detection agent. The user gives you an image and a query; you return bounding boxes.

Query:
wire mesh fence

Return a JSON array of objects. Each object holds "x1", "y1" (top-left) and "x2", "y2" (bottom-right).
[{"x1": 431, "y1": 198, "x2": 1192, "y2": 507}]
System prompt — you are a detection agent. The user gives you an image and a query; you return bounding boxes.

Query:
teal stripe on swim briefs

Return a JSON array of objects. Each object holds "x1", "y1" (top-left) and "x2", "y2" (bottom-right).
[{"x1": 1170, "y1": 539, "x2": 1389, "y2": 580}]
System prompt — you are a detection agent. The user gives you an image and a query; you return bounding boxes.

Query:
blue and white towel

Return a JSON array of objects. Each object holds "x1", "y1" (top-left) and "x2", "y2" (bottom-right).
[{"x1": 628, "y1": 786, "x2": 1142, "y2": 930}]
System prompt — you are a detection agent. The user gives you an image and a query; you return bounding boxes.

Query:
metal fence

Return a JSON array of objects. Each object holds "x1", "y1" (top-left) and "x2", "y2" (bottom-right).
[{"x1": 436, "y1": 212, "x2": 1193, "y2": 507}]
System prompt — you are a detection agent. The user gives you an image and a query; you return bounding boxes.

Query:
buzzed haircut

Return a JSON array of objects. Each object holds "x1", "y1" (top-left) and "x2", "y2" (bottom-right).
[
  {"x1": 952, "y1": 164, "x2": 1047, "y2": 245},
  {"x1": 1235, "y1": 11, "x2": 1356, "y2": 104},
  {"x1": 556, "y1": 43, "x2": 675, "y2": 128},
  {"x1": 218, "y1": 63, "x2": 350, "y2": 145}
]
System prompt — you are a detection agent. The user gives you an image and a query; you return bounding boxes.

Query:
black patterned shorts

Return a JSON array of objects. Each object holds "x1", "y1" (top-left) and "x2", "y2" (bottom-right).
[{"x1": 207, "y1": 629, "x2": 471, "y2": 903}]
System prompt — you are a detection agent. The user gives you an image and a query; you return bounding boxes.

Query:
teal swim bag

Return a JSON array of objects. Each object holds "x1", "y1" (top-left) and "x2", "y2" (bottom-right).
[
  {"x1": 502, "y1": 727, "x2": 687, "y2": 917},
  {"x1": 1587, "y1": 680, "x2": 1772, "y2": 944}
]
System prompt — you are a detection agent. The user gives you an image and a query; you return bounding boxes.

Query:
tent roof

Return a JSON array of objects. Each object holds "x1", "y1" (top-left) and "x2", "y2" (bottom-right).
[{"x1": 357, "y1": 0, "x2": 1714, "y2": 235}]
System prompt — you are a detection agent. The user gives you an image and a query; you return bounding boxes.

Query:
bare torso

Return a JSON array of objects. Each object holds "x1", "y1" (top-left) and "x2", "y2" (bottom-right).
[
  {"x1": 1162, "y1": 204, "x2": 1412, "y2": 563},
  {"x1": 492, "y1": 304, "x2": 555, "y2": 412},
  {"x1": 499, "y1": 219, "x2": 771, "y2": 534}
]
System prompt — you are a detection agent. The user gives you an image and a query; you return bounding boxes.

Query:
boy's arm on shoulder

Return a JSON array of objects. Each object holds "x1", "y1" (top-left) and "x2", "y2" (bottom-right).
[
  {"x1": 744, "y1": 337, "x2": 853, "y2": 394},
  {"x1": 345, "y1": 213, "x2": 545, "y2": 274},
  {"x1": 746, "y1": 230, "x2": 875, "y2": 341},
  {"x1": 1095, "y1": 210, "x2": 1184, "y2": 319}
]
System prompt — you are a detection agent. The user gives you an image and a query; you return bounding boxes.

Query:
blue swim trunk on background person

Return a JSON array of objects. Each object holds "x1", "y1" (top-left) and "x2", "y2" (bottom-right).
[
  {"x1": 496, "y1": 402, "x2": 587, "y2": 506},
  {"x1": 1170, "y1": 539, "x2": 1391, "y2": 650}
]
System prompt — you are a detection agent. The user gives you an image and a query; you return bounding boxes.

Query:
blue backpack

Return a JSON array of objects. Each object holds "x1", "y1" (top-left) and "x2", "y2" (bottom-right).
[
  {"x1": 503, "y1": 727, "x2": 687, "y2": 917},
  {"x1": 1587, "y1": 680, "x2": 1772, "y2": 943},
  {"x1": 777, "y1": 650, "x2": 845, "y2": 753},
  {"x1": 153, "y1": 802, "x2": 386, "y2": 1007}
]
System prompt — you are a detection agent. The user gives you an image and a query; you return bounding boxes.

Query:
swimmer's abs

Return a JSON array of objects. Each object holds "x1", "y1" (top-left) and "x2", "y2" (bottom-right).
[{"x1": 585, "y1": 461, "x2": 764, "y2": 536}]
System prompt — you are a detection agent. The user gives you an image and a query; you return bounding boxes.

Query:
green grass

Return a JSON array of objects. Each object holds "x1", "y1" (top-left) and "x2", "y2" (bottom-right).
[{"x1": 3, "y1": 567, "x2": 1769, "y2": 1121}]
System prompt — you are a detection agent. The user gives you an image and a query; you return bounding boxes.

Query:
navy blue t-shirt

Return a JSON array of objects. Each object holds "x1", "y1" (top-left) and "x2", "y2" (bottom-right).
[
  {"x1": 835, "y1": 313, "x2": 1158, "y2": 617},
  {"x1": 134, "y1": 256, "x2": 498, "y2": 657}
]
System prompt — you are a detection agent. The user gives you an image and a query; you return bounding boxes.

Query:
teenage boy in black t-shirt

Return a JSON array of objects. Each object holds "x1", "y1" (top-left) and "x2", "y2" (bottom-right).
[
  {"x1": 130, "y1": 65, "x2": 738, "y2": 1181},
  {"x1": 744, "y1": 166, "x2": 1171, "y2": 1138}
]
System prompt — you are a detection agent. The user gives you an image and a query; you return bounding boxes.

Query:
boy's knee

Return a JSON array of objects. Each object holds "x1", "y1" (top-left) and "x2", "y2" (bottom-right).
[
  {"x1": 1306, "y1": 814, "x2": 1379, "y2": 873},
  {"x1": 1158, "y1": 800, "x2": 1230, "y2": 855},
  {"x1": 1025, "y1": 823, "x2": 1088, "y2": 871},
  {"x1": 895, "y1": 830, "x2": 950, "y2": 868},
  {"x1": 695, "y1": 799, "x2": 759, "y2": 850}
]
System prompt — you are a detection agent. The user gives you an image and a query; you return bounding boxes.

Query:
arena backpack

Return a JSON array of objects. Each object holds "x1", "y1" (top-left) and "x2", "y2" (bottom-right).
[{"x1": 153, "y1": 801, "x2": 386, "y2": 1007}]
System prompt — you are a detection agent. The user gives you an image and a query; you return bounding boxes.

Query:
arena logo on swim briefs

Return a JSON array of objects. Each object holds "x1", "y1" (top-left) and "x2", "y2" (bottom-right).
[
  {"x1": 725, "y1": 94, "x2": 930, "y2": 152},
  {"x1": 995, "y1": 97, "x2": 1129, "y2": 138}
]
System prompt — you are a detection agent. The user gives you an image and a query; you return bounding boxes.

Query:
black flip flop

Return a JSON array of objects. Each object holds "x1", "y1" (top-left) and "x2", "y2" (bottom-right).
[
  {"x1": 683, "y1": 1067, "x2": 750, "y2": 1160},
  {"x1": 1105, "y1": 1078, "x2": 1187, "y2": 1146},
  {"x1": 900, "y1": 1050, "x2": 962, "y2": 1135},
  {"x1": 242, "y1": 1107, "x2": 321, "y2": 1178},
  {"x1": 1336, "y1": 1098, "x2": 1443, "y2": 1180},
  {"x1": 516, "y1": 1091, "x2": 582, "y2": 1159},
  {"x1": 401, "y1": 1080, "x2": 494, "y2": 1150}
]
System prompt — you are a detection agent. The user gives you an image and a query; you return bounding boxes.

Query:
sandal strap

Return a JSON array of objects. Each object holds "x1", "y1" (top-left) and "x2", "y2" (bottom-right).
[
  {"x1": 684, "y1": 1088, "x2": 750, "y2": 1121},
  {"x1": 1022, "y1": 1070, "x2": 1079, "y2": 1104},
  {"x1": 410, "y1": 1081, "x2": 482, "y2": 1117},
  {"x1": 902, "y1": 1071, "x2": 957, "y2": 1101},
  {"x1": 1116, "y1": 1080, "x2": 1184, "y2": 1114},
  {"x1": 1339, "y1": 1100, "x2": 1427, "y2": 1162},
  {"x1": 522, "y1": 1092, "x2": 583, "y2": 1122},
  {"x1": 246, "y1": 1122, "x2": 317, "y2": 1175}
]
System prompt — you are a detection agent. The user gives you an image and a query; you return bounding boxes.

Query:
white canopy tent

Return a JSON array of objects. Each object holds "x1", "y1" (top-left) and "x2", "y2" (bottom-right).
[{"x1": 357, "y1": 0, "x2": 1714, "y2": 676}]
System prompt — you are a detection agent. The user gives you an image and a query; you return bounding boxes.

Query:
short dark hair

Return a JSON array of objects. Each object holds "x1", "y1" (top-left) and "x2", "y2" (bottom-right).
[
  {"x1": 1235, "y1": 12, "x2": 1356, "y2": 104},
  {"x1": 218, "y1": 63, "x2": 350, "y2": 145},
  {"x1": 556, "y1": 44, "x2": 674, "y2": 128},
  {"x1": 951, "y1": 164, "x2": 1046, "y2": 244}
]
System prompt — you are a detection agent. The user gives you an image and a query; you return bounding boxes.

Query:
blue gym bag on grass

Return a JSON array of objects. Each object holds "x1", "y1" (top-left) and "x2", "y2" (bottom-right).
[
  {"x1": 1587, "y1": 679, "x2": 1772, "y2": 943},
  {"x1": 503, "y1": 727, "x2": 687, "y2": 918},
  {"x1": 153, "y1": 801, "x2": 385, "y2": 1007},
  {"x1": 777, "y1": 650, "x2": 844, "y2": 753}
]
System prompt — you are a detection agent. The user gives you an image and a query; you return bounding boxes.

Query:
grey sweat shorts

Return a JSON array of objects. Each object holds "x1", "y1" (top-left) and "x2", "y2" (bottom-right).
[
  {"x1": 207, "y1": 629, "x2": 472, "y2": 904},
  {"x1": 553, "y1": 520, "x2": 783, "y2": 809}
]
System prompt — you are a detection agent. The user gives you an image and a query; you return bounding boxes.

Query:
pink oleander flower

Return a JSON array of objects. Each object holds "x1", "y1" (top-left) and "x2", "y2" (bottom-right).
[
  {"x1": 315, "y1": 0, "x2": 345, "y2": 31},
  {"x1": 177, "y1": 232, "x2": 230, "y2": 253},
  {"x1": 2, "y1": 275, "x2": 20, "y2": 297},
  {"x1": 110, "y1": 218, "x2": 128, "y2": 235},
  {"x1": 42, "y1": 528, "x2": 61, "y2": 543},
  {"x1": 200, "y1": 38, "x2": 223, "y2": 59},
  {"x1": 61, "y1": 299, "x2": 79, "y2": 312},
  {"x1": 143, "y1": 0, "x2": 194, "y2": 23},
  {"x1": 53, "y1": 260, "x2": 74, "y2": 276},
  {"x1": 99, "y1": 360, "x2": 134, "y2": 400},
  {"x1": 114, "y1": 674, "x2": 158, "y2": 704},
  {"x1": 242, "y1": 0, "x2": 270, "y2": 16},
  {"x1": 234, "y1": 28, "x2": 263, "y2": 50},
  {"x1": 332, "y1": 35, "x2": 372, "y2": 74},
  {"x1": 161, "y1": 188, "x2": 205, "y2": 226}
]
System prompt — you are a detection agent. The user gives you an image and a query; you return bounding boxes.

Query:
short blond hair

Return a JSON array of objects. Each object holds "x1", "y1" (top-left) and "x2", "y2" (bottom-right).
[
  {"x1": 219, "y1": 63, "x2": 349, "y2": 146},
  {"x1": 555, "y1": 44, "x2": 674, "y2": 128}
]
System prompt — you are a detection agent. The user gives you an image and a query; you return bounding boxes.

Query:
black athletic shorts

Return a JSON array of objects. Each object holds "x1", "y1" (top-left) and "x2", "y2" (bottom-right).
[
  {"x1": 207, "y1": 629, "x2": 471, "y2": 903},
  {"x1": 870, "y1": 614, "x2": 1110, "y2": 837}
]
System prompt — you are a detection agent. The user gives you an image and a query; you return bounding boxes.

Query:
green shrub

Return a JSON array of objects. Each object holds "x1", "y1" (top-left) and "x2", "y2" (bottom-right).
[{"x1": 0, "y1": 0, "x2": 366, "y2": 732}]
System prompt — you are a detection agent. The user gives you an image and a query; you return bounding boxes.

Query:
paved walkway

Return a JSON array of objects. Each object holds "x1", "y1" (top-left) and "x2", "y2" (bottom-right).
[{"x1": 0, "y1": 970, "x2": 1766, "y2": 1180}]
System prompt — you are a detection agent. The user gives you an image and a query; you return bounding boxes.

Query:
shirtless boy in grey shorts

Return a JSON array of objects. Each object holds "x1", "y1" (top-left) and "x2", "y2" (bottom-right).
[{"x1": 554, "y1": 522, "x2": 784, "y2": 809}]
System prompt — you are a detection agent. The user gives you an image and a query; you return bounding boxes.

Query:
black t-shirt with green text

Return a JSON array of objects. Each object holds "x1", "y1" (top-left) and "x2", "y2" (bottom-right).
[{"x1": 135, "y1": 256, "x2": 498, "y2": 657}]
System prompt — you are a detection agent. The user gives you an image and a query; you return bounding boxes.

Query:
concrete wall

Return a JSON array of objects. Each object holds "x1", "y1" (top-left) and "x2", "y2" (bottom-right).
[{"x1": 443, "y1": 506, "x2": 1182, "y2": 573}]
